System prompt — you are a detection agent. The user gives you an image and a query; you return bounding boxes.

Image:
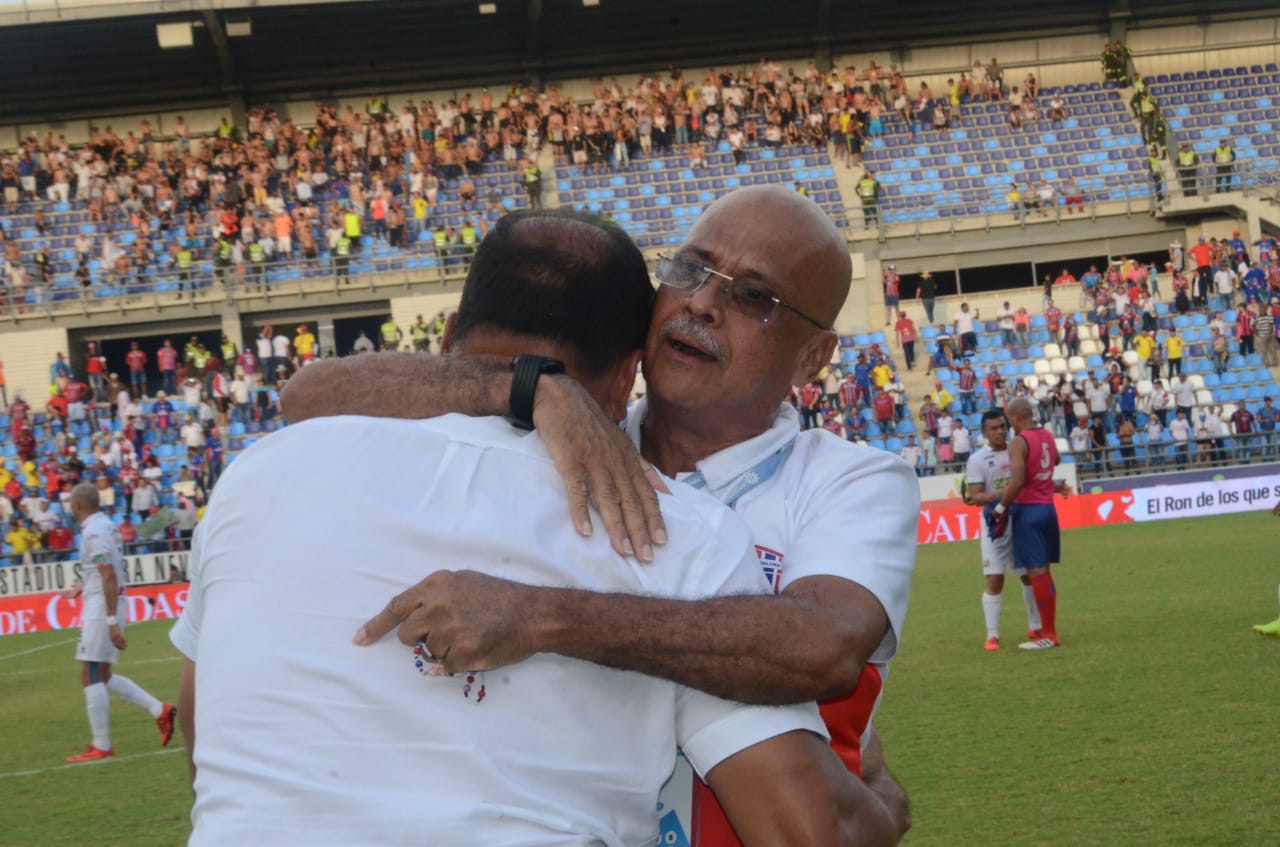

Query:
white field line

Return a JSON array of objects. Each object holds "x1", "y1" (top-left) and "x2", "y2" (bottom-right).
[
  {"x1": 0, "y1": 638, "x2": 76, "y2": 661},
  {"x1": 0, "y1": 747, "x2": 182, "y2": 780}
]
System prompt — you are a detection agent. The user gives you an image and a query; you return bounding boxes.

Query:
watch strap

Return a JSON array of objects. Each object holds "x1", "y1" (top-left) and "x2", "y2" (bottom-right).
[{"x1": 505, "y1": 355, "x2": 565, "y2": 431}]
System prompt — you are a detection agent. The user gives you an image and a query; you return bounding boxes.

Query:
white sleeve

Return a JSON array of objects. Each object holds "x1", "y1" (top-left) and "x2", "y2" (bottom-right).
[
  {"x1": 676, "y1": 688, "x2": 828, "y2": 780},
  {"x1": 779, "y1": 449, "x2": 920, "y2": 665},
  {"x1": 965, "y1": 451, "x2": 986, "y2": 485},
  {"x1": 168, "y1": 522, "x2": 207, "y2": 661}
]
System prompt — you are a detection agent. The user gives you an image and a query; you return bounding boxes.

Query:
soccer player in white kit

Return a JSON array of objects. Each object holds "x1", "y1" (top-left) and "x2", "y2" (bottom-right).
[
  {"x1": 963, "y1": 410, "x2": 1043, "y2": 651},
  {"x1": 63, "y1": 483, "x2": 176, "y2": 763}
]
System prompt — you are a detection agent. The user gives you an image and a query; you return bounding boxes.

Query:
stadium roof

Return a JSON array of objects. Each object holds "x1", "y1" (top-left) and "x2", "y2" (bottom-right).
[{"x1": 3, "y1": 0, "x2": 1278, "y2": 124}]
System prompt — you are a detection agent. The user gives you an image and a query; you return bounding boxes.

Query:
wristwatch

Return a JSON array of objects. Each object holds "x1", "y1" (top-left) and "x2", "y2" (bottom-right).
[{"x1": 505, "y1": 355, "x2": 565, "y2": 431}]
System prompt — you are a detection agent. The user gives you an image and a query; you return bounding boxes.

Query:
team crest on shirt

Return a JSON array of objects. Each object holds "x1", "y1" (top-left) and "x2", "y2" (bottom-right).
[{"x1": 754, "y1": 546, "x2": 785, "y2": 594}]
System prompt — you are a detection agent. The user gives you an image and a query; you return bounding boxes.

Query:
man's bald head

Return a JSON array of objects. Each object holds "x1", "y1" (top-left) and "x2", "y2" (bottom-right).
[
  {"x1": 69, "y1": 483, "x2": 100, "y2": 521},
  {"x1": 1006, "y1": 397, "x2": 1035, "y2": 425},
  {"x1": 689, "y1": 185, "x2": 851, "y2": 325}
]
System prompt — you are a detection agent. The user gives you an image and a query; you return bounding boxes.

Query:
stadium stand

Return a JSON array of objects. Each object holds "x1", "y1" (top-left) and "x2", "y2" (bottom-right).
[
  {"x1": 865, "y1": 82, "x2": 1153, "y2": 224},
  {"x1": 1146, "y1": 63, "x2": 1280, "y2": 187}
]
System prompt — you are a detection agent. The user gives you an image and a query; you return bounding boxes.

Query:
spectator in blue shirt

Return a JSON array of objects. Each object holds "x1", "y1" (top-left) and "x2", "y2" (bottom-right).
[
  {"x1": 1119, "y1": 377, "x2": 1138, "y2": 424},
  {"x1": 1258, "y1": 397, "x2": 1278, "y2": 459}
]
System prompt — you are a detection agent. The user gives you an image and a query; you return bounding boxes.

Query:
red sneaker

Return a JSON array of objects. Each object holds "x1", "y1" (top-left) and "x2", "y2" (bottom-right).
[
  {"x1": 1027, "y1": 628, "x2": 1043, "y2": 640},
  {"x1": 66, "y1": 745, "x2": 113, "y2": 763},
  {"x1": 157, "y1": 704, "x2": 177, "y2": 747},
  {"x1": 984, "y1": 637, "x2": 1001, "y2": 651}
]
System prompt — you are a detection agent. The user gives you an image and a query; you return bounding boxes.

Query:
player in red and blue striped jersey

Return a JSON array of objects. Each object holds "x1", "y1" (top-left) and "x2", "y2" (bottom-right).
[{"x1": 991, "y1": 398, "x2": 1072, "y2": 650}]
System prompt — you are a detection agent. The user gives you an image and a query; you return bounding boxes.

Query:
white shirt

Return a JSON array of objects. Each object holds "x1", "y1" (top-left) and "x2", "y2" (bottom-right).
[
  {"x1": 1069, "y1": 426, "x2": 1092, "y2": 451},
  {"x1": 255, "y1": 336, "x2": 272, "y2": 358},
  {"x1": 938, "y1": 414, "x2": 954, "y2": 439},
  {"x1": 625, "y1": 399, "x2": 918, "y2": 666},
  {"x1": 1146, "y1": 419, "x2": 1163, "y2": 441},
  {"x1": 183, "y1": 381, "x2": 203, "y2": 408},
  {"x1": 954, "y1": 311, "x2": 976, "y2": 334},
  {"x1": 952, "y1": 426, "x2": 971, "y2": 454},
  {"x1": 78, "y1": 512, "x2": 125, "y2": 621},
  {"x1": 965, "y1": 445, "x2": 1012, "y2": 493},
  {"x1": 1174, "y1": 380, "x2": 1197, "y2": 407},
  {"x1": 1150, "y1": 389, "x2": 1171, "y2": 410},
  {"x1": 1170, "y1": 418, "x2": 1191, "y2": 441},
  {"x1": 272, "y1": 335, "x2": 291, "y2": 358},
  {"x1": 899, "y1": 445, "x2": 921, "y2": 468},
  {"x1": 182, "y1": 422, "x2": 204, "y2": 448},
  {"x1": 1214, "y1": 269, "x2": 1235, "y2": 295},
  {"x1": 997, "y1": 308, "x2": 1015, "y2": 329},
  {"x1": 171, "y1": 415, "x2": 823, "y2": 847}
]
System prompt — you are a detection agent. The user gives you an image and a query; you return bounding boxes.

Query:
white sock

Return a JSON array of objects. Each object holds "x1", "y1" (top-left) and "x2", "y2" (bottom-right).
[
  {"x1": 107, "y1": 674, "x2": 164, "y2": 719},
  {"x1": 1023, "y1": 584, "x2": 1043, "y2": 632},
  {"x1": 982, "y1": 592, "x2": 1002, "y2": 639},
  {"x1": 84, "y1": 683, "x2": 111, "y2": 751}
]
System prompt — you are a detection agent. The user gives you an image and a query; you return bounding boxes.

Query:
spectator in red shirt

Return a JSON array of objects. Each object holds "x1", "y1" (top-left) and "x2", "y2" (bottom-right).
[
  {"x1": 125, "y1": 340, "x2": 148, "y2": 399},
  {"x1": 799, "y1": 380, "x2": 823, "y2": 430},
  {"x1": 1054, "y1": 268, "x2": 1076, "y2": 285},
  {"x1": 894, "y1": 310, "x2": 917, "y2": 371},
  {"x1": 85, "y1": 342, "x2": 108, "y2": 402},
  {"x1": 119, "y1": 514, "x2": 138, "y2": 551},
  {"x1": 5, "y1": 477, "x2": 25, "y2": 511},
  {"x1": 44, "y1": 519, "x2": 75, "y2": 561},
  {"x1": 872, "y1": 387, "x2": 896, "y2": 429}
]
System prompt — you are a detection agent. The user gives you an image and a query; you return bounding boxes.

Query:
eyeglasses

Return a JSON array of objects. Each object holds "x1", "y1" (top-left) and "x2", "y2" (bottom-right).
[{"x1": 655, "y1": 253, "x2": 829, "y2": 331}]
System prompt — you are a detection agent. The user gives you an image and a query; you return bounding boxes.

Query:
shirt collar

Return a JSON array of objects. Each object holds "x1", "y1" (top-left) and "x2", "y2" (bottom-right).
[{"x1": 625, "y1": 398, "x2": 801, "y2": 492}]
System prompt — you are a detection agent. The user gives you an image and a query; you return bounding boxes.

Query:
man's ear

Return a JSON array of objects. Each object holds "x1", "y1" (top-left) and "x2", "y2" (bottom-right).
[
  {"x1": 440, "y1": 313, "x2": 458, "y2": 355},
  {"x1": 602, "y1": 349, "x2": 645, "y2": 423},
  {"x1": 791, "y1": 331, "x2": 838, "y2": 387}
]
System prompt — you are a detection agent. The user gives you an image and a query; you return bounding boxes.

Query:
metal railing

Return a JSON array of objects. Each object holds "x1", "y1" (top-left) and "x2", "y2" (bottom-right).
[
  {"x1": 919, "y1": 428, "x2": 1279, "y2": 481},
  {"x1": 0, "y1": 247, "x2": 473, "y2": 322},
  {"x1": 863, "y1": 173, "x2": 1157, "y2": 239}
]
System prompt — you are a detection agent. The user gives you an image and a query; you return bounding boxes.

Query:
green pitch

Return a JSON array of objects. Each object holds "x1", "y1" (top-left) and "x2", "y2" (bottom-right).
[{"x1": 1, "y1": 511, "x2": 1278, "y2": 846}]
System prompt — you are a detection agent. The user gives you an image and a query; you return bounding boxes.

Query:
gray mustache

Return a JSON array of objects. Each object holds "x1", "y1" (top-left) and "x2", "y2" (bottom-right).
[{"x1": 660, "y1": 315, "x2": 725, "y2": 361}]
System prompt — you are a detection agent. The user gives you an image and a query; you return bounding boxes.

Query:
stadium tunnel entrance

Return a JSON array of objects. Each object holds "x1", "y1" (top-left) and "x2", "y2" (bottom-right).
[
  {"x1": 238, "y1": 302, "x2": 395, "y2": 360},
  {"x1": 69, "y1": 318, "x2": 225, "y2": 398}
]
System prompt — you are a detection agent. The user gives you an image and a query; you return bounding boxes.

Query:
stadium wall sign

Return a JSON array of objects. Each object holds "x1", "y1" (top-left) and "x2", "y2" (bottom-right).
[
  {"x1": 0, "y1": 582, "x2": 189, "y2": 636},
  {"x1": 918, "y1": 471, "x2": 1280, "y2": 544},
  {"x1": 0, "y1": 551, "x2": 189, "y2": 598}
]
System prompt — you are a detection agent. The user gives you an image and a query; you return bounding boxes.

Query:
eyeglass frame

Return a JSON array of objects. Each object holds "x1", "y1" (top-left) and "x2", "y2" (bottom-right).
[{"x1": 654, "y1": 253, "x2": 831, "y2": 332}]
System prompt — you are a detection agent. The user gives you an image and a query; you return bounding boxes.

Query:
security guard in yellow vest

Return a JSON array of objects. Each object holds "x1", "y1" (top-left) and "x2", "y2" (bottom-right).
[
  {"x1": 1213, "y1": 139, "x2": 1236, "y2": 194},
  {"x1": 410, "y1": 316, "x2": 431, "y2": 352},
  {"x1": 857, "y1": 170, "x2": 880, "y2": 227},
  {"x1": 379, "y1": 317, "x2": 403, "y2": 351},
  {"x1": 523, "y1": 162, "x2": 542, "y2": 208},
  {"x1": 334, "y1": 234, "x2": 352, "y2": 282},
  {"x1": 1177, "y1": 143, "x2": 1198, "y2": 197},
  {"x1": 1138, "y1": 93, "x2": 1158, "y2": 144},
  {"x1": 248, "y1": 240, "x2": 267, "y2": 287},
  {"x1": 215, "y1": 236, "x2": 232, "y2": 283},
  {"x1": 459, "y1": 220, "x2": 478, "y2": 256},
  {"x1": 431, "y1": 225, "x2": 448, "y2": 260},
  {"x1": 175, "y1": 245, "x2": 194, "y2": 292},
  {"x1": 220, "y1": 334, "x2": 238, "y2": 365},
  {"x1": 343, "y1": 209, "x2": 362, "y2": 249},
  {"x1": 1148, "y1": 147, "x2": 1165, "y2": 205}
]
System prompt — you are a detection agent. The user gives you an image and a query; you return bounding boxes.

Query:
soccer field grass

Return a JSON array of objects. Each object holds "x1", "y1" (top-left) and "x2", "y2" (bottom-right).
[{"x1": 1, "y1": 511, "x2": 1278, "y2": 846}]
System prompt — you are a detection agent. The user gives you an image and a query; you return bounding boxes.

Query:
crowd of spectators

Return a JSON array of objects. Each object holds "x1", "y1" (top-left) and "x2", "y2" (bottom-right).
[
  {"x1": 899, "y1": 235, "x2": 1280, "y2": 476},
  {"x1": 789, "y1": 346, "x2": 909, "y2": 438},
  {"x1": 0, "y1": 325, "x2": 320, "y2": 566}
]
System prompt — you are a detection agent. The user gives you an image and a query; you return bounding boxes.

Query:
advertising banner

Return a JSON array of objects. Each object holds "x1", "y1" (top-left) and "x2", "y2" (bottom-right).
[
  {"x1": 0, "y1": 582, "x2": 189, "y2": 637},
  {"x1": 0, "y1": 551, "x2": 190, "y2": 598}
]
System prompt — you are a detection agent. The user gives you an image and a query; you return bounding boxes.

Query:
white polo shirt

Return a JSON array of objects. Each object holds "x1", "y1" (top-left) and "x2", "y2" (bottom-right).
[
  {"x1": 625, "y1": 400, "x2": 918, "y2": 666},
  {"x1": 170, "y1": 414, "x2": 823, "y2": 847}
]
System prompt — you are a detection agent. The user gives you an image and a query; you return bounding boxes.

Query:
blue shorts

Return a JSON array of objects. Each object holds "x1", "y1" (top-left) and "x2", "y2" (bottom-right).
[
  {"x1": 885, "y1": 295, "x2": 899, "y2": 307},
  {"x1": 1010, "y1": 502, "x2": 1060, "y2": 571}
]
